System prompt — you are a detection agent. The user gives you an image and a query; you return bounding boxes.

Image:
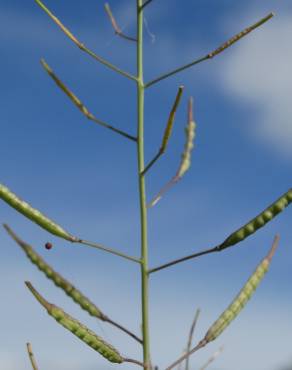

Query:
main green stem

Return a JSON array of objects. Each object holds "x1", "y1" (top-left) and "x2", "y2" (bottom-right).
[{"x1": 137, "y1": 1, "x2": 150, "y2": 368}]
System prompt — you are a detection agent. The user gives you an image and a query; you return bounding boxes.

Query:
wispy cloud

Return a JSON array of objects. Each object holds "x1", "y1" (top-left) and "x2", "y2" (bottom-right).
[{"x1": 218, "y1": 10, "x2": 292, "y2": 158}]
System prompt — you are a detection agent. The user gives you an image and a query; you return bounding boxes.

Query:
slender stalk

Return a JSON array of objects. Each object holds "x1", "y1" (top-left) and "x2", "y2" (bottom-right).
[
  {"x1": 79, "y1": 239, "x2": 141, "y2": 264},
  {"x1": 26, "y1": 343, "x2": 39, "y2": 370},
  {"x1": 141, "y1": 150, "x2": 161, "y2": 176},
  {"x1": 137, "y1": 0, "x2": 151, "y2": 368},
  {"x1": 145, "y1": 13, "x2": 274, "y2": 88},
  {"x1": 34, "y1": 0, "x2": 137, "y2": 81},
  {"x1": 105, "y1": 3, "x2": 137, "y2": 42},
  {"x1": 124, "y1": 358, "x2": 145, "y2": 367},
  {"x1": 106, "y1": 317, "x2": 143, "y2": 344},
  {"x1": 41, "y1": 59, "x2": 137, "y2": 142},
  {"x1": 141, "y1": 86, "x2": 184, "y2": 176},
  {"x1": 185, "y1": 309, "x2": 200, "y2": 370},
  {"x1": 199, "y1": 346, "x2": 224, "y2": 370},
  {"x1": 148, "y1": 244, "x2": 221, "y2": 274},
  {"x1": 146, "y1": 55, "x2": 208, "y2": 89},
  {"x1": 165, "y1": 340, "x2": 206, "y2": 370},
  {"x1": 141, "y1": 0, "x2": 153, "y2": 9}
]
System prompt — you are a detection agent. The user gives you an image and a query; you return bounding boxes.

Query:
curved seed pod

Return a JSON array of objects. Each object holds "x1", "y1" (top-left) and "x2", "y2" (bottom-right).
[
  {"x1": 176, "y1": 97, "x2": 196, "y2": 179},
  {"x1": 41, "y1": 59, "x2": 93, "y2": 118},
  {"x1": 160, "y1": 86, "x2": 184, "y2": 154},
  {"x1": 148, "y1": 98, "x2": 196, "y2": 208},
  {"x1": 104, "y1": 3, "x2": 137, "y2": 42},
  {"x1": 204, "y1": 236, "x2": 279, "y2": 343},
  {"x1": 208, "y1": 13, "x2": 274, "y2": 59},
  {"x1": 25, "y1": 282, "x2": 124, "y2": 364},
  {"x1": 0, "y1": 183, "x2": 77, "y2": 242},
  {"x1": 4, "y1": 225, "x2": 105, "y2": 320},
  {"x1": 219, "y1": 189, "x2": 292, "y2": 250}
]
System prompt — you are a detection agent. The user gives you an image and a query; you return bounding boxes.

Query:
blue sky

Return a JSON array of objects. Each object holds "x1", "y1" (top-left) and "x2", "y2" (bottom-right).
[{"x1": 0, "y1": 1, "x2": 291, "y2": 370}]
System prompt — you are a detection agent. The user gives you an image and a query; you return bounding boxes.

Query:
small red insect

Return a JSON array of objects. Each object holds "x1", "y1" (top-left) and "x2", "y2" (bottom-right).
[{"x1": 45, "y1": 242, "x2": 53, "y2": 250}]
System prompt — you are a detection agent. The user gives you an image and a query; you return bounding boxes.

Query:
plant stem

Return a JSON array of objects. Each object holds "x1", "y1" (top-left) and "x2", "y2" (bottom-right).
[
  {"x1": 137, "y1": 0, "x2": 150, "y2": 368},
  {"x1": 35, "y1": 0, "x2": 137, "y2": 81},
  {"x1": 104, "y1": 3, "x2": 137, "y2": 42},
  {"x1": 106, "y1": 317, "x2": 143, "y2": 344},
  {"x1": 26, "y1": 343, "x2": 39, "y2": 370},
  {"x1": 79, "y1": 239, "x2": 141, "y2": 264},
  {"x1": 165, "y1": 340, "x2": 206, "y2": 370},
  {"x1": 185, "y1": 309, "x2": 200, "y2": 370},
  {"x1": 145, "y1": 12, "x2": 274, "y2": 88},
  {"x1": 145, "y1": 55, "x2": 208, "y2": 89},
  {"x1": 141, "y1": 0, "x2": 153, "y2": 9},
  {"x1": 148, "y1": 244, "x2": 221, "y2": 274},
  {"x1": 141, "y1": 150, "x2": 162, "y2": 176}
]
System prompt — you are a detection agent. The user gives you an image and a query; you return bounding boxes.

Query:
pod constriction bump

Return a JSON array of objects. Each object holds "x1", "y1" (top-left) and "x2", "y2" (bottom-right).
[
  {"x1": 0, "y1": 183, "x2": 77, "y2": 242},
  {"x1": 4, "y1": 225, "x2": 105, "y2": 320},
  {"x1": 204, "y1": 236, "x2": 279, "y2": 343},
  {"x1": 219, "y1": 189, "x2": 291, "y2": 250},
  {"x1": 25, "y1": 282, "x2": 124, "y2": 364}
]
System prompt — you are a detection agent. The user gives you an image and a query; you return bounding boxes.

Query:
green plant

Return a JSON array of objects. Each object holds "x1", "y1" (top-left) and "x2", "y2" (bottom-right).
[{"x1": 1, "y1": 1, "x2": 290, "y2": 370}]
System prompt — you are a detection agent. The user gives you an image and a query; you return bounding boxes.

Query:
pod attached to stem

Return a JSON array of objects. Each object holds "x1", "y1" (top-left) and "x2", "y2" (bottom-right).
[
  {"x1": 26, "y1": 281, "x2": 124, "y2": 364},
  {"x1": 148, "y1": 97, "x2": 196, "y2": 207},
  {"x1": 0, "y1": 183, "x2": 77, "y2": 242}
]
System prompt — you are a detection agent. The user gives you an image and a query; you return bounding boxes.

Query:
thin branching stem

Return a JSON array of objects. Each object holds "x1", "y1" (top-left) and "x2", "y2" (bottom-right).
[
  {"x1": 147, "y1": 97, "x2": 195, "y2": 208},
  {"x1": 90, "y1": 116, "x2": 137, "y2": 141},
  {"x1": 165, "y1": 340, "x2": 207, "y2": 370},
  {"x1": 141, "y1": 151, "x2": 161, "y2": 176},
  {"x1": 148, "y1": 244, "x2": 221, "y2": 274},
  {"x1": 185, "y1": 309, "x2": 201, "y2": 370},
  {"x1": 141, "y1": 86, "x2": 184, "y2": 176},
  {"x1": 106, "y1": 317, "x2": 143, "y2": 344},
  {"x1": 124, "y1": 358, "x2": 145, "y2": 367},
  {"x1": 41, "y1": 59, "x2": 137, "y2": 142},
  {"x1": 199, "y1": 346, "x2": 224, "y2": 370},
  {"x1": 34, "y1": 0, "x2": 137, "y2": 81},
  {"x1": 26, "y1": 343, "x2": 39, "y2": 370},
  {"x1": 78, "y1": 239, "x2": 141, "y2": 264},
  {"x1": 145, "y1": 13, "x2": 274, "y2": 88},
  {"x1": 105, "y1": 3, "x2": 137, "y2": 42},
  {"x1": 146, "y1": 56, "x2": 208, "y2": 89},
  {"x1": 141, "y1": 0, "x2": 153, "y2": 10}
]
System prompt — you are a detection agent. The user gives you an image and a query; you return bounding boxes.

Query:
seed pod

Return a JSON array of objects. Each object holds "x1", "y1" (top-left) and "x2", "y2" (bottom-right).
[
  {"x1": 25, "y1": 282, "x2": 124, "y2": 364},
  {"x1": 0, "y1": 183, "x2": 77, "y2": 242},
  {"x1": 41, "y1": 59, "x2": 93, "y2": 119},
  {"x1": 176, "y1": 98, "x2": 196, "y2": 178},
  {"x1": 204, "y1": 236, "x2": 279, "y2": 343},
  {"x1": 35, "y1": 0, "x2": 81, "y2": 46},
  {"x1": 160, "y1": 86, "x2": 184, "y2": 154},
  {"x1": 4, "y1": 225, "x2": 105, "y2": 320},
  {"x1": 219, "y1": 189, "x2": 292, "y2": 250},
  {"x1": 208, "y1": 13, "x2": 274, "y2": 59},
  {"x1": 148, "y1": 98, "x2": 196, "y2": 208}
]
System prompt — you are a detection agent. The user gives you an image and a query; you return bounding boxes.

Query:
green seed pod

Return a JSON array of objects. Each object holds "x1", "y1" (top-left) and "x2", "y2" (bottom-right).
[
  {"x1": 25, "y1": 282, "x2": 124, "y2": 364},
  {"x1": 147, "y1": 98, "x2": 196, "y2": 208},
  {"x1": 4, "y1": 225, "x2": 105, "y2": 320},
  {"x1": 0, "y1": 183, "x2": 77, "y2": 242},
  {"x1": 41, "y1": 59, "x2": 93, "y2": 119},
  {"x1": 204, "y1": 236, "x2": 279, "y2": 343},
  {"x1": 160, "y1": 86, "x2": 184, "y2": 154},
  {"x1": 219, "y1": 189, "x2": 292, "y2": 250},
  {"x1": 176, "y1": 98, "x2": 196, "y2": 178},
  {"x1": 208, "y1": 13, "x2": 274, "y2": 59}
]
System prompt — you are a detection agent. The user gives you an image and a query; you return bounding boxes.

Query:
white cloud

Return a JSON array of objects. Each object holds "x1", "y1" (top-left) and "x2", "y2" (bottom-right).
[{"x1": 219, "y1": 12, "x2": 292, "y2": 157}]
